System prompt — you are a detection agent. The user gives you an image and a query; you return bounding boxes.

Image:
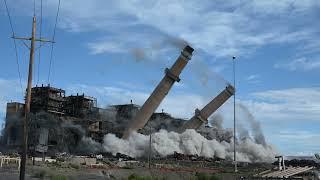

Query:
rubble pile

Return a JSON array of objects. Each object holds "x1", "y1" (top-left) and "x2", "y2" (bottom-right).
[{"x1": 164, "y1": 152, "x2": 223, "y2": 162}]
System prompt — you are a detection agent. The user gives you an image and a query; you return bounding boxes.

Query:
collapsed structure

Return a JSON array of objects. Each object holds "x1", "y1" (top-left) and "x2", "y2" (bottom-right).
[
  {"x1": 2, "y1": 85, "x2": 102, "y2": 152},
  {"x1": 2, "y1": 85, "x2": 233, "y2": 155},
  {"x1": 1, "y1": 45, "x2": 238, "y2": 158}
]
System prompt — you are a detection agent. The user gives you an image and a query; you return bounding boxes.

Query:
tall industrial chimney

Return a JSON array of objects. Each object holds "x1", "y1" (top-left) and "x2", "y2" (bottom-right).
[
  {"x1": 179, "y1": 84, "x2": 235, "y2": 132},
  {"x1": 122, "y1": 45, "x2": 194, "y2": 139}
]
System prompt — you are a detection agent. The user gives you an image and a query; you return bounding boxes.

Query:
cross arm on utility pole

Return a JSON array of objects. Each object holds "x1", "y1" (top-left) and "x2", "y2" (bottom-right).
[
  {"x1": 12, "y1": 36, "x2": 55, "y2": 43},
  {"x1": 35, "y1": 38, "x2": 55, "y2": 43},
  {"x1": 12, "y1": 36, "x2": 31, "y2": 41}
]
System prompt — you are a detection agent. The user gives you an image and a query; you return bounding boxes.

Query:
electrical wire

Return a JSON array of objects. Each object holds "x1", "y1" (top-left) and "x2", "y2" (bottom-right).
[
  {"x1": 32, "y1": 0, "x2": 36, "y2": 85},
  {"x1": 3, "y1": 0, "x2": 24, "y2": 95},
  {"x1": 36, "y1": 0, "x2": 43, "y2": 85},
  {"x1": 33, "y1": 0, "x2": 36, "y2": 16},
  {"x1": 47, "y1": 0, "x2": 61, "y2": 84}
]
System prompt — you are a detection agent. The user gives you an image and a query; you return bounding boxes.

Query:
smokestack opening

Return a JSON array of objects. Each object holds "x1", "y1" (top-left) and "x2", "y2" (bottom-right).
[
  {"x1": 183, "y1": 45, "x2": 194, "y2": 54},
  {"x1": 226, "y1": 84, "x2": 235, "y2": 95}
]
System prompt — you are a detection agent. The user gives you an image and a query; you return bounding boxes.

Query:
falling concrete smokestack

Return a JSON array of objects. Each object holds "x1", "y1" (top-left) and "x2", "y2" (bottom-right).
[
  {"x1": 179, "y1": 84, "x2": 235, "y2": 132},
  {"x1": 122, "y1": 45, "x2": 194, "y2": 139}
]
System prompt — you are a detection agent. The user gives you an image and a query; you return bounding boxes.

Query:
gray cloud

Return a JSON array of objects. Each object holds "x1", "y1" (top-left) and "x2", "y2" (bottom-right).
[{"x1": 8, "y1": 0, "x2": 320, "y2": 60}]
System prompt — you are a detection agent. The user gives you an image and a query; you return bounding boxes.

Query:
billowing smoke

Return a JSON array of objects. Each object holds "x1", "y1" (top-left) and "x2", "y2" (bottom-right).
[
  {"x1": 60, "y1": 121, "x2": 102, "y2": 154},
  {"x1": 166, "y1": 36, "x2": 189, "y2": 49},
  {"x1": 238, "y1": 103, "x2": 267, "y2": 147},
  {"x1": 101, "y1": 103, "x2": 277, "y2": 163},
  {"x1": 139, "y1": 113, "x2": 184, "y2": 135},
  {"x1": 129, "y1": 36, "x2": 189, "y2": 63},
  {"x1": 237, "y1": 123, "x2": 251, "y2": 141},
  {"x1": 190, "y1": 58, "x2": 228, "y2": 88},
  {"x1": 100, "y1": 107, "x2": 117, "y2": 121},
  {"x1": 152, "y1": 35, "x2": 190, "y2": 50},
  {"x1": 209, "y1": 114, "x2": 223, "y2": 129},
  {"x1": 100, "y1": 106, "x2": 136, "y2": 138},
  {"x1": 76, "y1": 137, "x2": 103, "y2": 154},
  {"x1": 198, "y1": 114, "x2": 233, "y2": 143},
  {"x1": 26, "y1": 112, "x2": 102, "y2": 154},
  {"x1": 103, "y1": 132, "x2": 148, "y2": 158},
  {"x1": 131, "y1": 48, "x2": 146, "y2": 62},
  {"x1": 102, "y1": 129, "x2": 277, "y2": 163}
]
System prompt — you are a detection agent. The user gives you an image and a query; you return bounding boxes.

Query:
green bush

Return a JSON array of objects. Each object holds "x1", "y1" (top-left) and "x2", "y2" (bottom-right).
[
  {"x1": 209, "y1": 175, "x2": 220, "y2": 180},
  {"x1": 122, "y1": 166, "x2": 134, "y2": 169},
  {"x1": 128, "y1": 173, "x2": 156, "y2": 180},
  {"x1": 195, "y1": 172, "x2": 220, "y2": 180},
  {"x1": 51, "y1": 174, "x2": 68, "y2": 180}
]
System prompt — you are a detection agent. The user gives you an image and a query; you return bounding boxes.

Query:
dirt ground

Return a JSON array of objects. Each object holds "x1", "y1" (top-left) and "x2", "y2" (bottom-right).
[
  {"x1": 0, "y1": 159, "x2": 272, "y2": 180},
  {"x1": 0, "y1": 165, "x2": 243, "y2": 180}
]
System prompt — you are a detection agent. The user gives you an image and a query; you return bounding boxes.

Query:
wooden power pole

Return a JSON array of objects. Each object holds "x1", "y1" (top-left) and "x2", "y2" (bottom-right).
[{"x1": 13, "y1": 16, "x2": 53, "y2": 180}]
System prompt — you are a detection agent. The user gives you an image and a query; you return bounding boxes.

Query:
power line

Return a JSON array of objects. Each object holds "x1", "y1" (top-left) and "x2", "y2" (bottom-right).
[
  {"x1": 47, "y1": 0, "x2": 61, "y2": 84},
  {"x1": 36, "y1": 0, "x2": 43, "y2": 85},
  {"x1": 32, "y1": 0, "x2": 35, "y2": 84},
  {"x1": 33, "y1": 0, "x2": 35, "y2": 16},
  {"x1": 3, "y1": 0, "x2": 24, "y2": 95}
]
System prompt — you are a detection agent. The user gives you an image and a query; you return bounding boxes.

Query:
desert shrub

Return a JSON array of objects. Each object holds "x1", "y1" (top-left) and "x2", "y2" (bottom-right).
[
  {"x1": 128, "y1": 173, "x2": 157, "y2": 180},
  {"x1": 195, "y1": 172, "x2": 220, "y2": 180},
  {"x1": 51, "y1": 174, "x2": 68, "y2": 180},
  {"x1": 122, "y1": 166, "x2": 134, "y2": 169},
  {"x1": 209, "y1": 175, "x2": 220, "y2": 180}
]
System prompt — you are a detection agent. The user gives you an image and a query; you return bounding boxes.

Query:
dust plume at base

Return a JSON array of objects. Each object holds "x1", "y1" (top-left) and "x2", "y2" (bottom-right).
[{"x1": 102, "y1": 129, "x2": 277, "y2": 163}]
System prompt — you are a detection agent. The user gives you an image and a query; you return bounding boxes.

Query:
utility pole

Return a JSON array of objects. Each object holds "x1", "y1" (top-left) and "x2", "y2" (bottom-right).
[
  {"x1": 13, "y1": 16, "x2": 53, "y2": 180},
  {"x1": 232, "y1": 56, "x2": 237, "y2": 173}
]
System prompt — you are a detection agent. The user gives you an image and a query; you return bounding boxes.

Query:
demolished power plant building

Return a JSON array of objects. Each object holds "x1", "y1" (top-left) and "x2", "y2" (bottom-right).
[
  {"x1": 1, "y1": 45, "x2": 277, "y2": 163},
  {"x1": 2, "y1": 83, "x2": 233, "y2": 155},
  {"x1": 3, "y1": 85, "x2": 102, "y2": 151}
]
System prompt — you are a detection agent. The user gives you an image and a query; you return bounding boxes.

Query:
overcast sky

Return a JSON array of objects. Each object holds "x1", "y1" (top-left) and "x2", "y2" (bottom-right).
[{"x1": 0, "y1": 0, "x2": 319, "y2": 155}]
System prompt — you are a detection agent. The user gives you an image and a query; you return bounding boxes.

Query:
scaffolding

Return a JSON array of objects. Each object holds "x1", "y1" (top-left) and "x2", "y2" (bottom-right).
[{"x1": 30, "y1": 85, "x2": 66, "y2": 115}]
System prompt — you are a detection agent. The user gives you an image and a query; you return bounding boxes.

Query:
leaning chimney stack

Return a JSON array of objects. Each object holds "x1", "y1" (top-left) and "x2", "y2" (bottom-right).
[
  {"x1": 179, "y1": 84, "x2": 235, "y2": 132},
  {"x1": 122, "y1": 45, "x2": 194, "y2": 138}
]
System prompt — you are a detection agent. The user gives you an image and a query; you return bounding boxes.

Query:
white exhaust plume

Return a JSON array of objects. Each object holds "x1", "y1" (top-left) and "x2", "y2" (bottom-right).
[
  {"x1": 238, "y1": 103, "x2": 267, "y2": 147},
  {"x1": 102, "y1": 129, "x2": 277, "y2": 163}
]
